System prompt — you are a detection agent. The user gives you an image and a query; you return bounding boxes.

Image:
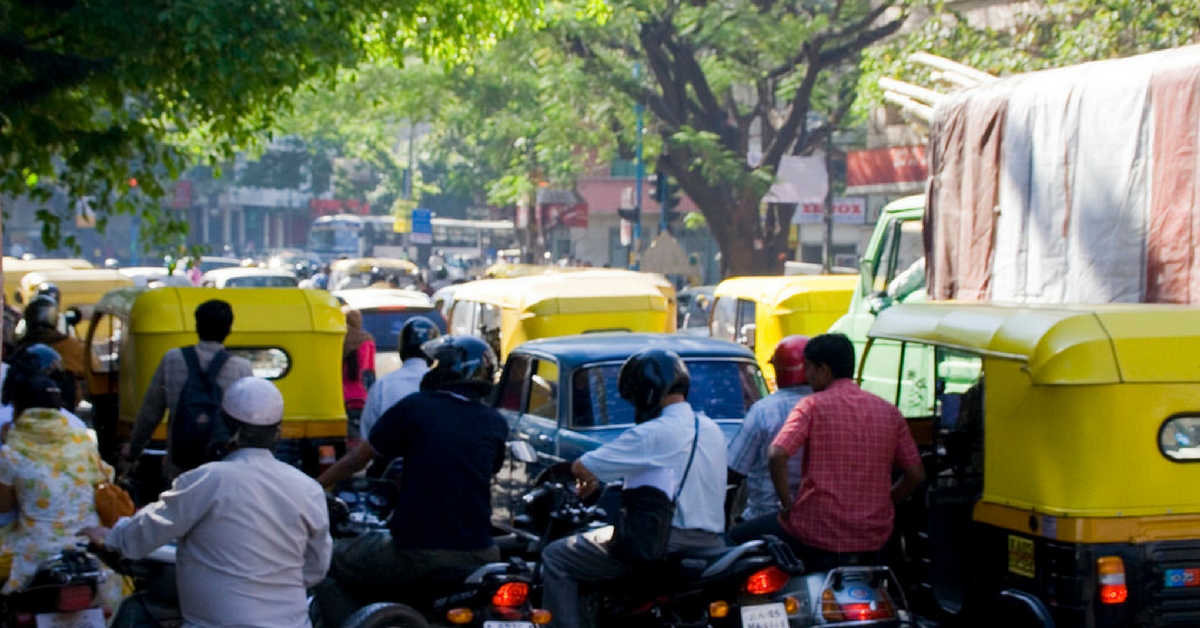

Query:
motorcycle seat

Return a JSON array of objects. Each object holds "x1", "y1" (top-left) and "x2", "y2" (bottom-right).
[{"x1": 592, "y1": 544, "x2": 772, "y2": 596}]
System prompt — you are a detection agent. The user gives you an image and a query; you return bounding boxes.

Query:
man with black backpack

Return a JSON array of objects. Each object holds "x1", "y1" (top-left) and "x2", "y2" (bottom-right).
[{"x1": 122, "y1": 299, "x2": 253, "y2": 481}]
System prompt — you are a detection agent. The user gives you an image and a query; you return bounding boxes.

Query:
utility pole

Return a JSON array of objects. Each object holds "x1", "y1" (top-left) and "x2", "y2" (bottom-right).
[{"x1": 631, "y1": 63, "x2": 644, "y2": 271}]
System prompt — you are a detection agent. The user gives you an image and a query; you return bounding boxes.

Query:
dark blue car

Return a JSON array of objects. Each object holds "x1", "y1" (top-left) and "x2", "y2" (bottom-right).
[{"x1": 490, "y1": 332, "x2": 767, "y2": 531}]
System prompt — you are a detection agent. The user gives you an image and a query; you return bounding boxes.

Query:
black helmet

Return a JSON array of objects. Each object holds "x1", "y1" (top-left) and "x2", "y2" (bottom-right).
[
  {"x1": 23, "y1": 295, "x2": 59, "y2": 331},
  {"x1": 34, "y1": 282, "x2": 60, "y2": 304},
  {"x1": 618, "y1": 348, "x2": 690, "y2": 423},
  {"x1": 400, "y1": 316, "x2": 441, "y2": 361},
  {"x1": 421, "y1": 335, "x2": 497, "y2": 384}
]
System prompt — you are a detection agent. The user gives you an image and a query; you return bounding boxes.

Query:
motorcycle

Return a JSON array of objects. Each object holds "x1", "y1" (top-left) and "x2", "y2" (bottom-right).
[
  {"x1": 323, "y1": 476, "x2": 546, "y2": 628},
  {"x1": 0, "y1": 546, "x2": 108, "y2": 628},
  {"x1": 90, "y1": 543, "x2": 183, "y2": 628},
  {"x1": 519, "y1": 481, "x2": 915, "y2": 628}
]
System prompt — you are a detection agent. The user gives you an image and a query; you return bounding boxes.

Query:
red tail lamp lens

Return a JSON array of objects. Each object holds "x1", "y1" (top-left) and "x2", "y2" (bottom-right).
[
  {"x1": 744, "y1": 566, "x2": 790, "y2": 595},
  {"x1": 57, "y1": 585, "x2": 94, "y2": 612},
  {"x1": 493, "y1": 582, "x2": 530, "y2": 607}
]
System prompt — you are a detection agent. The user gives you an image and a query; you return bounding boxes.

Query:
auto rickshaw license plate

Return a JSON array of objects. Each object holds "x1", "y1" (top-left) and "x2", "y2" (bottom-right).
[
  {"x1": 1165, "y1": 568, "x2": 1200, "y2": 588},
  {"x1": 1007, "y1": 535, "x2": 1035, "y2": 578}
]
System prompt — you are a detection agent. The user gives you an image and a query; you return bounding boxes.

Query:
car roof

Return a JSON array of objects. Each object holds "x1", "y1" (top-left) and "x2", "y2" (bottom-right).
[
  {"x1": 333, "y1": 288, "x2": 434, "y2": 310},
  {"x1": 512, "y1": 332, "x2": 756, "y2": 370},
  {"x1": 201, "y1": 267, "x2": 296, "y2": 280}
]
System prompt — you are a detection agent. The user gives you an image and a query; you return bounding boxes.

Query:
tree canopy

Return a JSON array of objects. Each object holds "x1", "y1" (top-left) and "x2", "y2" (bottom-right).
[{"x1": 0, "y1": 0, "x2": 538, "y2": 249}]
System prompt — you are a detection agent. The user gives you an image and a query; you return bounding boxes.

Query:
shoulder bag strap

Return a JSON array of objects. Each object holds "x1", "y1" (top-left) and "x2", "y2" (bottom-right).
[{"x1": 672, "y1": 412, "x2": 701, "y2": 504}]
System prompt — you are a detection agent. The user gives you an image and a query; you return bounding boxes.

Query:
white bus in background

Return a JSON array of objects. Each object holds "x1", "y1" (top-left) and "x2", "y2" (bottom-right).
[{"x1": 306, "y1": 213, "x2": 516, "y2": 264}]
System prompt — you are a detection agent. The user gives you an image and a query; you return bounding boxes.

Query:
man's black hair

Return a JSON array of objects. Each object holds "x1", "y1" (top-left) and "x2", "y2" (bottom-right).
[
  {"x1": 803, "y1": 333, "x2": 856, "y2": 379},
  {"x1": 195, "y1": 299, "x2": 234, "y2": 342}
]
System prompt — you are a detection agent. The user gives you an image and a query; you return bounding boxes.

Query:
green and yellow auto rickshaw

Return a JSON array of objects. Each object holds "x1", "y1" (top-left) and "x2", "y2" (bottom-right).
[{"x1": 863, "y1": 302, "x2": 1200, "y2": 628}]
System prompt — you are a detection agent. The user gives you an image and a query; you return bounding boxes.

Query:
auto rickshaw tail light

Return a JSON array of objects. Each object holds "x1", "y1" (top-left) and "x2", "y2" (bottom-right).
[
  {"x1": 492, "y1": 582, "x2": 530, "y2": 607},
  {"x1": 1098, "y1": 556, "x2": 1128, "y2": 604},
  {"x1": 744, "y1": 566, "x2": 789, "y2": 594}
]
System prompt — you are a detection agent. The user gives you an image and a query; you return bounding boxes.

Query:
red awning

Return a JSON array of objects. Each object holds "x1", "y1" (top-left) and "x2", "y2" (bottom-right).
[{"x1": 845, "y1": 146, "x2": 928, "y2": 195}]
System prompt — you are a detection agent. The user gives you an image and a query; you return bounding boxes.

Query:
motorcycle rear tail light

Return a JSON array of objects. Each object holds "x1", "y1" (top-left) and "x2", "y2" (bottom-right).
[
  {"x1": 820, "y1": 589, "x2": 896, "y2": 622},
  {"x1": 57, "y1": 584, "x2": 94, "y2": 612},
  {"x1": 1098, "y1": 556, "x2": 1128, "y2": 604},
  {"x1": 492, "y1": 582, "x2": 530, "y2": 607},
  {"x1": 15, "y1": 613, "x2": 34, "y2": 626},
  {"x1": 708, "y1": 601, "x2": 730, "y2": 618},
  {"x1": 744, "y1": 566, "x2": 790, "y2": 595}
]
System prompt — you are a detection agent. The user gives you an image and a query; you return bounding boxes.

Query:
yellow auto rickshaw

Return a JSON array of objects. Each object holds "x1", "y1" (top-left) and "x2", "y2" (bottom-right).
[
  {"x1": 84, "y1": 287, "x2": 346, "y2": 477},
  {"x1": 863, "y1": 302, "x2": 1200, "y2": 628},
  {"x1": 2, "y1": 257, "x2": 95, "y2": 304},
  {"x1": 18, "y1": 268, "x2": 134, "y2": 335},
  {"x1": 709, "y1": 275, "x2": 857, "y2": 388},
  {"x1": 447, "y1": 273, "x2": 671, "y2": 360},
  {"x1": 328, "y1": 257, "x2": 420, "y2": 291}
]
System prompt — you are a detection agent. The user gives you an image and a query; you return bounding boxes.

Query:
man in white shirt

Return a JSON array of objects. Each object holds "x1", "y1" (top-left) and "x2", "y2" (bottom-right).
[
  {"x1": 321, "y1": 316, "x2": 439, "y2": 484},
  {"x1": 81, "y1": 377, "x2": 332, "y2": 628},
  {"x1": 541, "y1": 349, "x2": 728, "y2": 628}
]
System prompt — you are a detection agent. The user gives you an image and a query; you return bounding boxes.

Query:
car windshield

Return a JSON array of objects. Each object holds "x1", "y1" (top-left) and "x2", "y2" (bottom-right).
[
  {"x1": 359, "y1": 309, "x2": 447, "y2": 351},
  {"x1": 571, "y1": 359, "x2": 763, "y2": 428}
]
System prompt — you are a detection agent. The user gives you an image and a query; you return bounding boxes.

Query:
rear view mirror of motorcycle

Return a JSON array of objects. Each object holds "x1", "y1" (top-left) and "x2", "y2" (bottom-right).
[{"x1": 509, "y1": 441, "x2": 537, "y2": 464}]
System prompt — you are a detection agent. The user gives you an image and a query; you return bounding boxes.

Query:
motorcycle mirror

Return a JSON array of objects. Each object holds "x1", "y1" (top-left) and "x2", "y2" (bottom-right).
[{"x1": 509, "y1": 441, "x2": 537, "y2": 464}]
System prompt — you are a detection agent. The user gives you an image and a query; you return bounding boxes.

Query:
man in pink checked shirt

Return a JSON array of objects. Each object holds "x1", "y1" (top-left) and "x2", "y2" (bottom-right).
[{"x1": 767, "y1": 333, "x2": 925, "y2": 572}]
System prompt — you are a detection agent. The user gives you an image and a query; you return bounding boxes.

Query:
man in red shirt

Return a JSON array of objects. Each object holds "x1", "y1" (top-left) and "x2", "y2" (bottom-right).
[{"x1": 767, "y1": 333, "x2": 924, "y2": 571}]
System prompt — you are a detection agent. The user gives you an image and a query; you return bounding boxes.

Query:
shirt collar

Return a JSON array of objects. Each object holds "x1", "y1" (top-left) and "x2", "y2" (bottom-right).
[
  {"x1": 659, "y1": 401, "x2": 694, "y2": 421},
  {"x1": 226, "y1": 448, "x2": 275, "y2": 461},
  {"x1": 401, "y1": 358, "x2": 429, "y2": 369},
  {"x1": 196, "y1": 340, "x2": 225, "y2": 350},
  {"x1": 825, "y1": 378, "x2": 856, "y2": 393}
]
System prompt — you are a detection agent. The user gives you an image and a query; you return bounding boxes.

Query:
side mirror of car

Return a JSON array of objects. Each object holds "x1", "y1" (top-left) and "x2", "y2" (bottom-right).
[
  {"x1": 509, "y1": 441, "x2": 538, "y2": 464},
  {"x1": 63, "y1": 307, "x2": 83, "y2": 328}
]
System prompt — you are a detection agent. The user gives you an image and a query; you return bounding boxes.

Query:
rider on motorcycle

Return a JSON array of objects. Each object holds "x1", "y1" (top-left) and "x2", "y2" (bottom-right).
[
  {"x1": 541, "y1": 348, "x2": 728, "y2": 628},
  {"x1": 80, "y1": 377, "x2": 332, "y2": 628},
  {"x1": 312, "y1": 335, "x2": 509, "y2": 628}
]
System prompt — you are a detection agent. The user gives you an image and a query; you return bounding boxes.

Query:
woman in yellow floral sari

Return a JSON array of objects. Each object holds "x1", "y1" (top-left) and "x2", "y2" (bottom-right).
[{"x1": 0, "y1": 365, "x2": 123, "y2": 610}]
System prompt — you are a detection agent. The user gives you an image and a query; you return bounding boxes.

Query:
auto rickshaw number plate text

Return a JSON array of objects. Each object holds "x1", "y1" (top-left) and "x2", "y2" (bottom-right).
[{"x1": 1007, "y1": 535, "x2": 1035, "y2": 578}]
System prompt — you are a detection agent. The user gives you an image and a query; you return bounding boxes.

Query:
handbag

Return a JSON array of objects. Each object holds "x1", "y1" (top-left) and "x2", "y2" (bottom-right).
[
  {"x1": 94, "y1": 480, "x2": 135, "y2": 527},
  {"x1": 608, "y1": 413, "x2": 700, "y2": 565},
  {"x1": 92, "y1": 452, "x2": 135, "y2": 527}
]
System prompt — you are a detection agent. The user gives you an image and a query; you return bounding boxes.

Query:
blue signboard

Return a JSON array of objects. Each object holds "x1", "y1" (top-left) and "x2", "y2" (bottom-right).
[{"x1": 411, "y1": 208, "x2": 433, "y2": 245}]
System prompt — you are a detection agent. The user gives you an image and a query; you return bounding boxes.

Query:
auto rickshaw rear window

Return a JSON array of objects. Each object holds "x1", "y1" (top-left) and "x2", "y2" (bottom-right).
[
  {"x1": 228, "y1": 347, "x2": 290, "y2": 380},
  {"x1": 1160, "y1": 415, "x2": 1200, "y2": 461}
]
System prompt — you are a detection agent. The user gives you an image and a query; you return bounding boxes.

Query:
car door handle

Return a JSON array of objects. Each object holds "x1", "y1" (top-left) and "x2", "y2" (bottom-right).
[{"x1": 536, "y1": 434, "x2": 552, "y2": 442}]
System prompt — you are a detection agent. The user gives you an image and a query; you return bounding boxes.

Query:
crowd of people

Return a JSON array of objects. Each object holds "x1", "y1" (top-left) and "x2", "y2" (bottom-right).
[{"x1": 0, "y1": 272, "x2": 925, "y2": 628}]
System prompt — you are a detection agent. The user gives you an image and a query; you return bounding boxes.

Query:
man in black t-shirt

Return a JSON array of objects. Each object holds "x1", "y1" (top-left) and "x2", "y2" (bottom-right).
[{"x1": 313, "y1": 336, "x2": 508, "y2": 628}]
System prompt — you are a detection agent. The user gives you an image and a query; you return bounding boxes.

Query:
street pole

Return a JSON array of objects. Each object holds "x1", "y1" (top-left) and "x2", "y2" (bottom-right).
[
  {"x1": 632, "y1": 63, "x2": 644, "y2": 271},
  {"x1": 822, "y1": 131, "x2": 834, "y2": 273}
]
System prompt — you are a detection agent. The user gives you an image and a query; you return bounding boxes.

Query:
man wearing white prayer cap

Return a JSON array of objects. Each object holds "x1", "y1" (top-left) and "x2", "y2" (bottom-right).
[{"x1": 81, "y1": 377, "x2": 333, "y2": 628}]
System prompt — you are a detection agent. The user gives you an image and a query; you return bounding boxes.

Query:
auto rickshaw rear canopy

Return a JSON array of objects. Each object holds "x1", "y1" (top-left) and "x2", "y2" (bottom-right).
[{"x1": 868, "y1": 302, "x2": 1200, "y2": 385}]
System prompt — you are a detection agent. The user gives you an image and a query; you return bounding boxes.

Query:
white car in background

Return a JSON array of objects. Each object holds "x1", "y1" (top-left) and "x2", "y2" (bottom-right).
[
  {"x1": 200, "y1": 267, "x2": 298, "y2": 288},
  {"x1": 333, "y1": 288, "x2": 447, "y2": 377},
  {"x1": 117, "y1": 267, "x2": 195, "y2": 288}
]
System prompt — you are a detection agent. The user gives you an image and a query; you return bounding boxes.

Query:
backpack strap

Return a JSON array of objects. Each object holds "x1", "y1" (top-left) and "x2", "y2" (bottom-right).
[
  {"x1": 182, "y1": 346, "x2": 202, "y2": 377},
  {"x1": 204, "y1": 349, "x2": 231, "y2": 381}
]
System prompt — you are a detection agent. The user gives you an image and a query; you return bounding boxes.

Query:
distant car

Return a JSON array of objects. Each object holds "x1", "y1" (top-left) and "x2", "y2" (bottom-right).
[
  {"x1": 333, "y1": 288, "x2": 448, "y2": 377},
  {"x1": 676, "y1": 285, "x2": 715, "y2": 334},
  {"x1": 490, "y1": 332, "x2": 768, "y2": 531},
  {"x1": 200, "y1": 267, "x2": 299, "y2": 288},
  {"x1": 117, "y1": 267, "x2": 195, "y2": 288}
]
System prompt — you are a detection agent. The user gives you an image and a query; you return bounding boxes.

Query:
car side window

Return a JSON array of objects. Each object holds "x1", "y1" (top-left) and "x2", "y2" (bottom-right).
[
  {"x1": 497, "y1": 354, "x2": 532, "y2": 411},
  {"x1": 528, "y1": 359, "x2": 559, "y2": 420}
]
